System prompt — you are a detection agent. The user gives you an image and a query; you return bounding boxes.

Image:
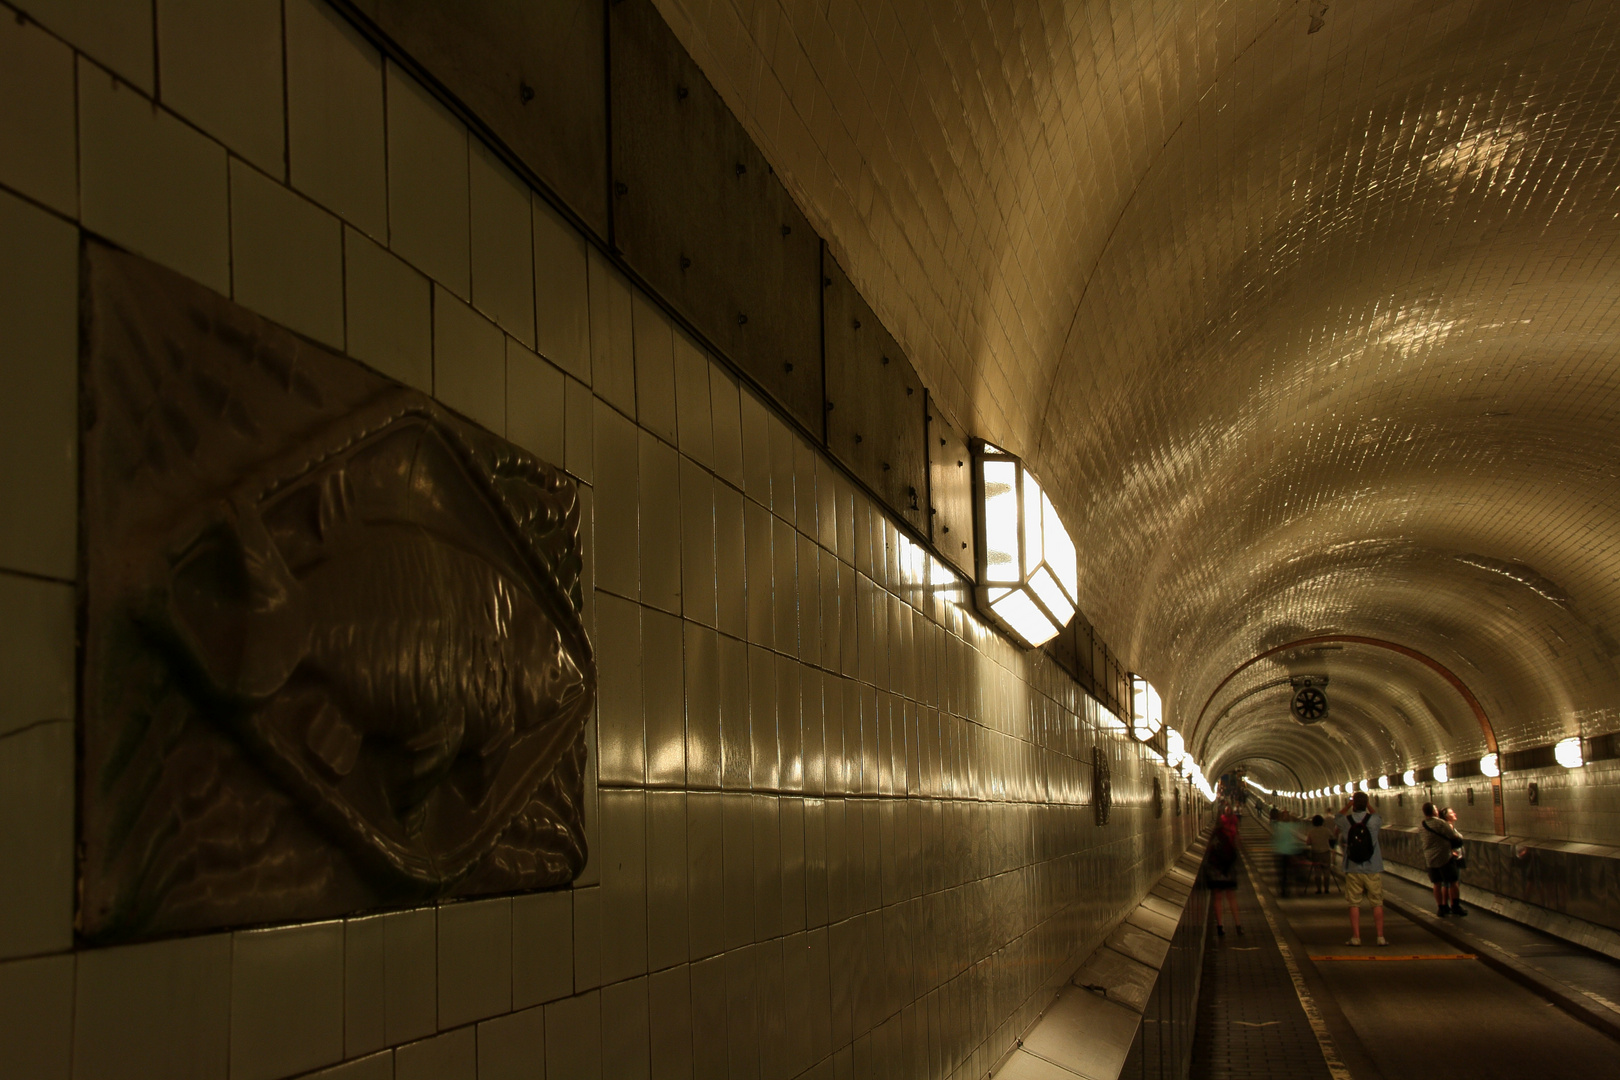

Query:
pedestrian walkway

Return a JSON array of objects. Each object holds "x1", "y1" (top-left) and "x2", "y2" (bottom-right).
[
  {"x1": 1241, "y1": 813, "x2": 1620, "y2": 1080},
  {"x1": 1187, "y1": 852, "x2": 1336, "y2": 1080}
]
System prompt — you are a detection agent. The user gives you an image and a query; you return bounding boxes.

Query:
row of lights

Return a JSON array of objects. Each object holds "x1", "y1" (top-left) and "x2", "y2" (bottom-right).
[
  {"x1": 1260, "y1": 738, "x2": 1588, "y2": 801},
  {"x1": 968, "y1": 447, "x2": 1220, "y2": 802}
]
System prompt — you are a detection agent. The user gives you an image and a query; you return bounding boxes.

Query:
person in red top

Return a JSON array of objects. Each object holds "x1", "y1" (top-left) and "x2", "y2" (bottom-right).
[{"x1": 1205, "y1": 806, "x2": 1244, "y2": 936}]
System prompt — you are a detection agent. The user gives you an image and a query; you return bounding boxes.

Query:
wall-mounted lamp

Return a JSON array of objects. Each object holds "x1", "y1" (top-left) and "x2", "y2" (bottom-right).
[
  {"x1": 1377, "y1": 776, "x2": 1390, "y2": 789},
  {"x1": 1131, "y1": 676, "x2": 1163, "y2": 742},
  {"x1": 1480, "y1": 752, "x2": 1500, "y2": 778},
  {"x1": 1555, "y1": 737, "x2": 1584, "y2": 769},
  {"x1": 1434, "y1": 762, "x2": 1450, "y2": 783},
  {"x1": 1402, "y1": 769, "x2": 1416, "y2": 786},
  {"x1": 1165, "y1": 727, "x2": 1185, "y2": 769},
  {"x1": 971, "y1": 442, "x2": 1079, "y2": 648}
]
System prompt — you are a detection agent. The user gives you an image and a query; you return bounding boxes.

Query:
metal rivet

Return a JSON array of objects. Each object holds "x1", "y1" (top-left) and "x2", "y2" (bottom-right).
[
  {"x1": 825, "y1": 402, "x2": 835, "y2": 411},
  {"x1": 855, "y1": 434, "x2": 863, "y2": 443},
  {"x1": 906, "y1": 387, "x2": 914, "y2": 395},
  {"x1": 615, "y1": 182, "x2": 628, "y2": 195},
  {"x1": 738, "y1": 313, "x2": 748, "y2": 326},
  {"x1": 677, "y1": 85, "x2": 689, "y2": 100},
  {"x1": 853, "y1": 319, "x2": 862, "y2": 330},
  {"x1": 781, "y1": 224, "x2": 792, "y2": 236},
  {"x1": 881, "y1": 355, "x2": 890, "y2": 365},
  {"x1": 520, "y1": 82, "x2": 535, "y2": 104},
  {"x1": 883, "y1": 462, "x2": 891, "y2": 471},
  {"x1": 679, "y1": 255, "x2": 691, "y2": 270},
  {"x1": 735, "y1": 163, "x2": 746, "y2": 176},
  {"x1": 784, "y1": 362, "x2": 794, "y2": 373},
  {"x1": 962, "y1": 541, "x2": 967, "y2": 549}
]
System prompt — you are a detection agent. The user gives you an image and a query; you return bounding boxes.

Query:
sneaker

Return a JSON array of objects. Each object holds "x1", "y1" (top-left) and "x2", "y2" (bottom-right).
[
  {"x1": 1377, "y1": 936, "x2": 1389, "y2": 946},
  {"x1": 1346, "y1": 936, "x2": 1361, "y2": 946},
  {"x1": 1438, "y1": 905, "x2": 1451, "y2": 917},
  {"x1": 1452, "y1": 902, "x2": 1469, "y2": 916}
]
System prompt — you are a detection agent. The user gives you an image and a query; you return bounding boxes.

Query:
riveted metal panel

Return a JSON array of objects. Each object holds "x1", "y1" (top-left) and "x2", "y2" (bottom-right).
[
  {"x1": 926, "y1": 396, "x2": 975, "y2": 579},
  {"x1": 341, "y1": 0, "x2": 609, "y2": 239},
  {"x1": 1043, "y1": 620, "x2": 1081, "y2": 682},
  {"x1": 608, "y1": 0, "x2": 823, "y2": 433},
  {"x1": 822, "y1": 249, "x2": 928, "y2": 533}
]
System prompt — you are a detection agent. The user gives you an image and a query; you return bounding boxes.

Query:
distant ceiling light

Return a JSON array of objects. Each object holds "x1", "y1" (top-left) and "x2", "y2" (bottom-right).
[
  {"x1": 972, "y1": 442, "x2": 1077, "y2": 648},
  {"x1": 1555, "y1": 737, "x2": 1584, "y2": 769},
  {"x1": 1131, "y1": 676, "x2": 1164, "y2": 742},
  {"x1": 1480, "y1": 753, "x2": 1500, "y2": 778},
  {"x1": 1378, "y1": 776, "x2": 1390, "y2": 789},
  {"x1": 1402, "y1": 769, "x2": 1416, "y2": 786},
  {"x1": 1434, "y1": 763, "x2": 1450, "y2": 783}
]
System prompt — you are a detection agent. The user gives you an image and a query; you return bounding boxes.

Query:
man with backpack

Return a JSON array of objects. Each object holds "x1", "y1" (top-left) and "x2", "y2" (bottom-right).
[{"x1": 1337, "y1": 790, "x2": 1387, "y2": 946}]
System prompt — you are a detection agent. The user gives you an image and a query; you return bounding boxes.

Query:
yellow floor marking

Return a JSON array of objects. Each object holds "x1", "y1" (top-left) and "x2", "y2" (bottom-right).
[
  {"x1": 1309, "y1": 954, "x2": 1477, "y2": 962},
  {"x1": 1235, "y1": 1020, "x2": 1280, "y2": 1028}
]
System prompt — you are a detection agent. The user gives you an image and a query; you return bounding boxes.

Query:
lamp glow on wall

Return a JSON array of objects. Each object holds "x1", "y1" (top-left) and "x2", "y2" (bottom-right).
[
  {"x1": 972, "y1": 442, "x2": 1079, "y2": 648},
  {"x1": 1402, "y1": 769, "x2": 1416, "y2": 786},
  {"x1": 1555, "y1": 737, "x2": 1584, "y2": 769},
  {"x1": 1480, "y1": 753, "x2": 1500, "y2": 778},
  {"x1": 1434, "y1": 762, "x2": 1450, "y2": 783},
  {"x1": 1131, "y1": 676, "x2": 1163, "y2": 743},
  {"x1": 1378, "y1": 776, "x2": 1390, "y2": 789}
]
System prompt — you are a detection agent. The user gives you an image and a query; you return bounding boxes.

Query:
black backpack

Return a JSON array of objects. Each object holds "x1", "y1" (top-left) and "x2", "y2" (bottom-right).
[{"x1": 1345, "y1": 812, "x2": 1375, "y2": 864}]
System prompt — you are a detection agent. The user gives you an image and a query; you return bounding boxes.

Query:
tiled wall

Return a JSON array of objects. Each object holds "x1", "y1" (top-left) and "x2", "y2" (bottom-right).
[
  {"x1": 1363, "y1": 759, "x2": 1620, "y2": 843},
  {"x1": 0, "y1": 2, "x2": 1202, "y2": 1077}
]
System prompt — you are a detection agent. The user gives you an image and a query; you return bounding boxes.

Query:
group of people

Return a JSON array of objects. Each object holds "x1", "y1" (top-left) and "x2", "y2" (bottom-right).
[{"x1": 1202, "y1": 791, "x2": 1471, "y2": 946}]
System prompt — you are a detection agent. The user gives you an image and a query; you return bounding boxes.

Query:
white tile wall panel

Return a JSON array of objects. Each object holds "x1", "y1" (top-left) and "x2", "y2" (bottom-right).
[
  {"x1": 157, "y1": 0, "x2": 284, "y2": 175},
  {"x1": 0, "y1": 15, "x2": 76, "y2": 215},
  {"x1": 229, "y1": 159, "x2": 344, "y2": 348},
  {"x1": 0, "y1": 5, "x2": 1209, "y2": 1076}
]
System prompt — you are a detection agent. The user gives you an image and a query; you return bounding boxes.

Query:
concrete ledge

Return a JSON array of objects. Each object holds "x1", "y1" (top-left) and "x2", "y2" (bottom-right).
[
  {"x1": 991, "y1": 838, "x2": 1211, "y2": 1080},
  {"x1": 1381, "y1": 858, "x2": 1620, "y2": 962},
  {"x1": 1376, "y1": 876, "x2": 1620, "y2": 1042}
]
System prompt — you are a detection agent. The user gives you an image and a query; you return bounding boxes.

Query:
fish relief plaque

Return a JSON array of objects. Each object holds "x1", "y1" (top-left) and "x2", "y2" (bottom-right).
[{"x1": 79, "y1": 240, "x2": 593, "y2": 940}]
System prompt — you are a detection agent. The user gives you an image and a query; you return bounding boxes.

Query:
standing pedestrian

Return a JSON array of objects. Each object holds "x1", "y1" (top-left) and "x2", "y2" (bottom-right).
[
  {"x1": 1420, "y1": 802, "x2": 1465, "y2": 916},
  {"x1": 1304, "y1": 814, "x2": 1336, "y2": 894},
  {"x1": 1443, "y1": 806, "x2": 1469, "y2": 916},
  {"x1": 1337, "y1": 791, "x2": 1387, "y2": 946}
]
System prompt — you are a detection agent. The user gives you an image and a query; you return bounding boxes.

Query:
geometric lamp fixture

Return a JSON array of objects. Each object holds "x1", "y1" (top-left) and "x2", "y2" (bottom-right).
[
  {"x1": 971, "y1": 441, "x2": 1079, "y2": 647},
  {"x1": 1131, "y1": 675, "x2": 1163, "y2": 742}
]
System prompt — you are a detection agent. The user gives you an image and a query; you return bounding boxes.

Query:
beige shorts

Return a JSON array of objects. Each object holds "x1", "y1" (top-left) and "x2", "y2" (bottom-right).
[{"x1": 1343, "y1": 872, "x2": 1384, "y2": 907}]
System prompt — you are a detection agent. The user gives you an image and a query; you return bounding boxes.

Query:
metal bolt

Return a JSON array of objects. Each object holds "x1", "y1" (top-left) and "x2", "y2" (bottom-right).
[
  {"x1": 781, "y1": 224, "x2": 792, "y2": 236},
  {"x1": 855, "y1": 434, "x2": 863, "y2": 444},
  {"x1": 737, "y1": 313, "x2": 748, "y2": 326},
  {"x1": 735, "y1": 163, "x2": 746, "y2": 177},
  {"x1": 881, "y1": 355, "x2": 890, "y2": 365},
  {"x1": 677, "y1": 85, "x2": 689, "y2": 100},
  {"x1": 853, "y1": 319, "x2": 862, "y2": 330},
  {"x1": 519, "y1": 82, "x2": 535, "y2": 104},
  {"x1": 615, "y1": 182, "x2": 628, "y2": 195},
  {"x1": 883, "y1": 462, "x2": 891, "y2": 471},
  {"x1": 680, "y1": 256, "x2": 691, "y2": 270},
  {"x1": 825, "y1": 401, "x2": 835, "y2": 411},
  {"x1": 906, "y1": 387, "x2": 914, "y2": 395},
  {"x1": 784, "y1": 362, "x2": 794, "y2": 373}
]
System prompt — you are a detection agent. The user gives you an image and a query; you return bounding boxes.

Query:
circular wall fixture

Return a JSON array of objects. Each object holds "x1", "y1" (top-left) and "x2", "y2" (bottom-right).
[{"x1": 1290, "y1": 684, "x2": 1330, "y2": 722}]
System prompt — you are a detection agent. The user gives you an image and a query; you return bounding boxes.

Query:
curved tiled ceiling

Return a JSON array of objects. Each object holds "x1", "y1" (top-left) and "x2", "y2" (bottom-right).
[{"x1": 654, "y1": 0, "x2": 1620, "y2": 789}]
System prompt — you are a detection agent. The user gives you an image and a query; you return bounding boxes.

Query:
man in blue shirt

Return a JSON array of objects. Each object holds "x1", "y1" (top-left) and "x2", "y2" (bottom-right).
[{"x1": 1336, "y1": 790, "x2": 1387, "y2": 946}]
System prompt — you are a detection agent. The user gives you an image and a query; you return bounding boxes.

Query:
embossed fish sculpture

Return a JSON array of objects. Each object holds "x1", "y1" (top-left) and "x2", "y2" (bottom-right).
[{"x1": 154, "y1": 398, "x2": 593, "y2": 892}]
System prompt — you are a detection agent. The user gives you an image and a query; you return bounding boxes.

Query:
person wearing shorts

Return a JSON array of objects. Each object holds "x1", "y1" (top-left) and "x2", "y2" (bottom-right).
[
  {"x1": 1420, "y1": 801, "x2": 1465, "y2": 916},
  {"x1": 1336, "y1": 790, "x2": 1386, "y2": 946}
]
